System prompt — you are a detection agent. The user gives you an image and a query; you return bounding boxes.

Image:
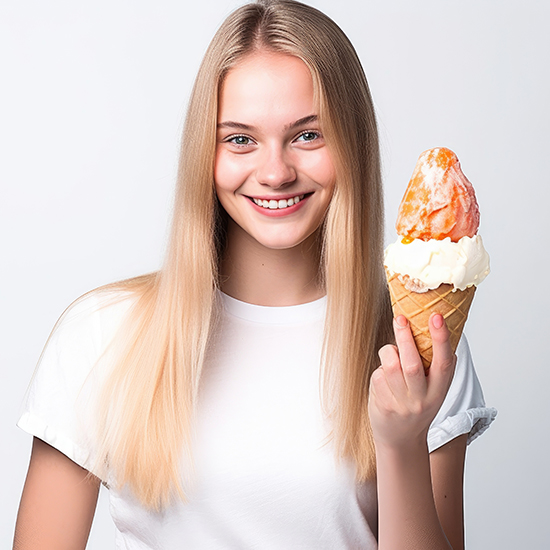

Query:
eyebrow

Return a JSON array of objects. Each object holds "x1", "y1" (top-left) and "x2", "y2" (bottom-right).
[{"x1": 217, "y1": 114, "x2": 318, "y2": 132}]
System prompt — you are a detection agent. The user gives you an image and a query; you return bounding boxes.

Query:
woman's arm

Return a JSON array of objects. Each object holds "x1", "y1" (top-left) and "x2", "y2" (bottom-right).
[
  {"x1": 430, "y1": 433, "x2": 468, "y2": 550},
  {"x1": 370, "y1": 313, "x2": 465, "y2": 550},
  {"x1": 374, "y1": 433, "x2": 467, "y2": 550},
  {"x1": 13, "y1": 437, "x2": 100, "y2": 550}
]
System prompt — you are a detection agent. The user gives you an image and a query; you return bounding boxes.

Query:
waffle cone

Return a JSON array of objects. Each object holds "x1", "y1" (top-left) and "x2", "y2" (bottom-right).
[{"x1": 385, "y1": 270, "x2": 476, "y2": 369}]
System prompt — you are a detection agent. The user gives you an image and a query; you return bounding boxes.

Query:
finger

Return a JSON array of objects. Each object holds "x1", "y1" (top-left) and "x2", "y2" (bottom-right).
[
  {"x1": 378, "y1": 343, "x2": 407, "y2": 401},
  {"x1": 392, "y1": 315, "x2": 427, "y2": 396},
  {"x1": 369, "y1": 366, "x2": 396, "y2": 407},
  {"x1": 427, "y1": 313, "x2": 456, "y2": 391}
]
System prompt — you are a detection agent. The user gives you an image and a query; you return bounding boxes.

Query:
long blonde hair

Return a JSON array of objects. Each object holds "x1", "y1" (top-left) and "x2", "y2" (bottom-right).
[{"x1": 92, "y1": 0, "x2": 393, "y2": 509}]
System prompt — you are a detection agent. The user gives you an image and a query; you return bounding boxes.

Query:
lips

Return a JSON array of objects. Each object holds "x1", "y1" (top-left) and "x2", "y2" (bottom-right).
[
  {"x1": 251, "y1": 194, "x2": 305, "y2": 210},
  {"x1": 246, "y1": 193, "x2": 312, "y2": 216}
]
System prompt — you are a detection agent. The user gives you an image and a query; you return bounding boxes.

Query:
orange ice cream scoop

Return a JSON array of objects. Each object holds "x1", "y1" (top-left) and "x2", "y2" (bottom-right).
[{"x1": 395, "y1": 147, "x2": 480, "y2": 242}]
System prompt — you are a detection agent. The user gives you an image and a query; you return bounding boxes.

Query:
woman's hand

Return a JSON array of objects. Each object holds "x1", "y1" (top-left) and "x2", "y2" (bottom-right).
[
  {"x1": 370, "y1": 314, "x2": 464, "y2": 548},
  {"x1": 368, "y1": 313, "x2": 457, "y2": 450}
]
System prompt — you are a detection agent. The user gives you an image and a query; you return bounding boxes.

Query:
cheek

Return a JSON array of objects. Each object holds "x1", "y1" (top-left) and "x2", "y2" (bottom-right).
[
  {"x1": 213, "y1": 149, "x2": 229, "y2": 192},
  {"x1": 214, "y1": 150, "x2": 251, "y2": 193},
  {"x1": 304, "y1": 151, "x2": 336, "y2": 189}
]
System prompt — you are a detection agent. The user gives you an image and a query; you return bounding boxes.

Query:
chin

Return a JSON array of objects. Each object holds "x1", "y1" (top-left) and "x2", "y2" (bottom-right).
[{"x1": 253, "y1": 231, "x2": 316, "y2": 251}]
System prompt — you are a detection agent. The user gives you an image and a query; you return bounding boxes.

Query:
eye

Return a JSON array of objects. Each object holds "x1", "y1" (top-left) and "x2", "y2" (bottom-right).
[
  {"x1": 295, "y1": 131, "x2": 321, "y2": 142},
  {"x1": 227, "y1": 135, "x2": 253, "y2": 146}
]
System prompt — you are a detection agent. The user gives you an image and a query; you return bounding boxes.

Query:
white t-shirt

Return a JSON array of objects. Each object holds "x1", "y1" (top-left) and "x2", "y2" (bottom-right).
[{"x1": 18, "y1": 290, "x2": 496, "y2": 549}]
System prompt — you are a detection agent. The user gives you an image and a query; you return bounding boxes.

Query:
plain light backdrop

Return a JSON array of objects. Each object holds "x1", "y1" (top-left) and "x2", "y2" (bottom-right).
[{"x1": 1, "y1": 0, "x2": 548, "y2": 548}]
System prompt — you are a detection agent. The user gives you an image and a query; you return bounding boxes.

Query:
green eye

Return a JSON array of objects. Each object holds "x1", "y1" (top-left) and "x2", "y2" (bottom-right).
[
  {"x1": 230, "y1": 135, "x2": 251, "y2": 145},
  {"x1": 297, "y1": 131, "x2": 319, "y2": 142}
]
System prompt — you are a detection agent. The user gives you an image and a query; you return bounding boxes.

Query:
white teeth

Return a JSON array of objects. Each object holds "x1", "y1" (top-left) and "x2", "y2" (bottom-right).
[{"x1": 252, "y1": 195, "x2": 305, "y2": 210}]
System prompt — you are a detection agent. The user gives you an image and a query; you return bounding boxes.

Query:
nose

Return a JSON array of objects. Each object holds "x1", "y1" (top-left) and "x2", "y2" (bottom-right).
[{"x1": 255, "y1": 145, "x2": 297, "y2": 188}]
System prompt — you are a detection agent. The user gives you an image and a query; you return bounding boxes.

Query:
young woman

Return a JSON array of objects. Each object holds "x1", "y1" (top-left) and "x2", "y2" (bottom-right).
[{"x1": 14, "y1": 1, "x2": 496, "y2": 549}]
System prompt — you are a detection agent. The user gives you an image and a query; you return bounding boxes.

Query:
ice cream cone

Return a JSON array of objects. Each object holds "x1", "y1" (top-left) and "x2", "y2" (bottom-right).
[{"x1": 385, "y1": 269, "x2": 476, "y2": 370}]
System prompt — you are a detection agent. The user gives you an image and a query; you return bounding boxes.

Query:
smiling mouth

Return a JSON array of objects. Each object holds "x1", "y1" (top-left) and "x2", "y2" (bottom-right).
[{"x1": 249, "y1": 193, "x2": 311, "y2": 210}]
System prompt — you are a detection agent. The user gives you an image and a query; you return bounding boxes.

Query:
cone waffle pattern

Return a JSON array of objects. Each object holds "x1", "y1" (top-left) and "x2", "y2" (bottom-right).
[{"x1": 385, "y1": 270, "x2": 476, "y2": 369}]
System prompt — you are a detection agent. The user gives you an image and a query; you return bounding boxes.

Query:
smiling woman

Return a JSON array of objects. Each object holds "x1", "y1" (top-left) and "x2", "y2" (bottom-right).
[
  {"x1": 215, "y1": 52, "x2": 336, "y2": 279},
  {"x1": 13, "y1": 1, "x2": 495, "y2": 549}
]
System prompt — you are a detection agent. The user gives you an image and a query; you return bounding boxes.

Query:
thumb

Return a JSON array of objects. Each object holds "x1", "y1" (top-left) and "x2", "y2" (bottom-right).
[{"x1": 427, "y1": 313, "x2": 456, "y2": 388}]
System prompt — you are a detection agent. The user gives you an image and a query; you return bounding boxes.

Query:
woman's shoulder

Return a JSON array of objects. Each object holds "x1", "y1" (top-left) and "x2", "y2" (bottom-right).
[
  {"x1": 41, "y1": 280, "x2": 152, "y2": 367},
  {"x1": 55, "y1": 276, "x2": 155, "y2": 338},
  {"x1": 27, "y1": 283, "x2": 146, "y2": 400},
  {"x1": 53, "y1": 289, "x2": 136, "y2": 339},
  {"x1": 18, "y1": 286, "x2": 144, "y2": 473}
]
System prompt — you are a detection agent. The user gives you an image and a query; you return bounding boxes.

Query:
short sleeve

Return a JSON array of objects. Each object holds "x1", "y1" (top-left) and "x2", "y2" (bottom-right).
[
  {"x1": 17, "y1": 292, "x2": 131, "y2": 475},
  {"x1": 427, "y1": 334, "x2": 497, "y2": 453}
]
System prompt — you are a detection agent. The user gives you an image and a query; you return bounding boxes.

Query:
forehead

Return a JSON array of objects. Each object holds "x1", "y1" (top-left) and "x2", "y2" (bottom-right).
[{"x1": 218, "y1": 52, "x2": 316, "y2": 123}]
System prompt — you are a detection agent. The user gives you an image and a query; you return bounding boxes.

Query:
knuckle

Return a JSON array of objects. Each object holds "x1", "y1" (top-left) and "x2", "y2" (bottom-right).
[
  {"x1": 380, "y1": 402, "x2": 397, "y2": 416},
  {"x1": 441, "y1": 353, "x2": 457, "y2": 372},
  {"x1": 384, "y1": 357, "x2": 401, "y2": 374},
  {"x1": 370, "y1": 368, "x2": 384, "y2": 385},
  {"x1": 403, "y1": 361, "x2": 423, "y2": 377},
  {"x1": 409, "y1": 401, "x2": 426, "y2": 416}
]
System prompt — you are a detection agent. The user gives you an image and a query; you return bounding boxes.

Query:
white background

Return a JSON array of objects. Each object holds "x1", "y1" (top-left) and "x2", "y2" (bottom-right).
[{"x1": 1, "y1": 1, "x2": 548, "y2": 548}]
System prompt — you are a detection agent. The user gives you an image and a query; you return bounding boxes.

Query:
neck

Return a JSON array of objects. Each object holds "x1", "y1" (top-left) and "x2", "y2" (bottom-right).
[{"x1": 219, "y1": 220, "x2": 324, "y2": 306}]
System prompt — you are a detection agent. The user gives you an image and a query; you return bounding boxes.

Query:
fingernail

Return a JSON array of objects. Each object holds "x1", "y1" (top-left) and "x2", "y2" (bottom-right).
[
  {"x1": 394, "y1": 315, "x2": 408, "y2": 329},
  {"x1": 432, "y1": 313, "x2": 444, "y2": 329}
]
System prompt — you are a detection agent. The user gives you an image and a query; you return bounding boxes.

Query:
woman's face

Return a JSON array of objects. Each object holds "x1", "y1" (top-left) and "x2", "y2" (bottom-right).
[{"x1": 215, "y1": 51, "x2": 336, "y2": 251}]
